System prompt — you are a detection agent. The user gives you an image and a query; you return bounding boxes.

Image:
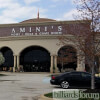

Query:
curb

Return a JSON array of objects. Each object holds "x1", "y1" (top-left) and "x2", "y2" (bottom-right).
[{"x1": 39, "y1": 95, "x2": 53, "y2": 100}]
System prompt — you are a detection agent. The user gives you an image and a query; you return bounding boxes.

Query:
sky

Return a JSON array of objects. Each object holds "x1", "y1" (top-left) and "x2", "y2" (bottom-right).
[{"x1": 0, "y1": 0, "x2": 78, "y2": 24}]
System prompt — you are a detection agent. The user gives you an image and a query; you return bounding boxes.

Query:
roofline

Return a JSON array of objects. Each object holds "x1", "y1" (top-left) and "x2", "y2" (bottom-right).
[
  {"x1": 0, "y1": 20, "x2": 91, "y2": 28},
  {"x1": 20, "y1": 18, "x2": 56, "y2": 23}
]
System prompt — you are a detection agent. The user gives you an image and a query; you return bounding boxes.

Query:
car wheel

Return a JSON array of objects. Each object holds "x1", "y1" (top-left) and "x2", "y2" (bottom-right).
[{"x1": 61, "y1": 81, "x2": 69, "y2": 89}]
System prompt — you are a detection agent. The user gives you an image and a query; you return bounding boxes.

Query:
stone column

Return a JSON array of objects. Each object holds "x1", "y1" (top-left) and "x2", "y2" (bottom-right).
[
  {"x1": 76, "y1": 55, "x2": 85, "y2": 71},
  {"x1": 54, "y1": 55, "x2": 59, "y2": 73},
  {"x1": 17, "y1": 55, "x2": 20, "y2": 72},
  {"x1": 13, "y1": 55, "x2": 16, "y2": 72},
  {"x1": 50, "y1": 55, "x2": 54, "y2": 73}
]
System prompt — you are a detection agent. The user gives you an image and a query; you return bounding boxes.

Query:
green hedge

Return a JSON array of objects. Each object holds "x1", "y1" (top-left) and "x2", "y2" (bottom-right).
[{"x1": 44, "y1": 92, "x2": 53, "y2": 98}]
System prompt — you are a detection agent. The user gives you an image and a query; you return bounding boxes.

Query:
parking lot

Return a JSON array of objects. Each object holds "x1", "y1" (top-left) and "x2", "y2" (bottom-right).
[{"x1": 0, "y1": 72, "x2": 54, "y2": 100}]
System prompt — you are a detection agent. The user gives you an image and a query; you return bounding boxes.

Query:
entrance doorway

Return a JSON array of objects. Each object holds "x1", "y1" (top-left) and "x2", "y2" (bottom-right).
[
  {"x1": 20, "y1": 46, "x2": 50, "y2": 72},
  {"x1": 57, "y1": 46, "x2": 77, "y2": 72},
  {"x1": 0, "y1": 47, "x2": 14, "y2": 71}
]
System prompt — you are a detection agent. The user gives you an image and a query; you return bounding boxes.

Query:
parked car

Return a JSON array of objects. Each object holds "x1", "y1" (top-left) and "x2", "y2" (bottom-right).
[{"x1": 50, "y1": 71, "x2": 100, "y2": 89}]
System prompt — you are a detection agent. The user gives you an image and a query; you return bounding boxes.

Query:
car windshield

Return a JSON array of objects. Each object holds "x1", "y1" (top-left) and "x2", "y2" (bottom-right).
[
  {"x1": 81, "y1": 72, "x2": 91, "y2": 77},
  {"x1": 58, "y1": 72, "x2": 71, "y2": 76},
  {"x1": 70, "y1": 72, "x2": 81, "y2": 76}
]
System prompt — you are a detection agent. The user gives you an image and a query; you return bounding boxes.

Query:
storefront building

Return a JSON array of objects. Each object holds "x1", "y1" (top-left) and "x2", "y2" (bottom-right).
[{"x1": 0, "y1": 17, "x2": 95, "y2": 73}]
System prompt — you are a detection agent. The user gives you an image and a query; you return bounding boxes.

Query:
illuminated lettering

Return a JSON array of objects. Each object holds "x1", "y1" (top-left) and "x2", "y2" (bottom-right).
[
  {"x1": 20, "y1": 28, "x2": 25, "y2": 32},
  {"x1": 12, "y1": 28, "x2": 15, "y2": 33},
  {"x1": 58, "y1": 26, "x2": 62, "y2": 31},
  {"x1": 52, "y1": 26, "x2": 54, "y2": 29},
  {"x1": 45, "y1": 27, "x2": 47, "y2": 31},
  {"x1": 29, "y1": 27, "x2": 32, "y2": 32},
  {"x1": 36, "y1": 27, "x2": 40, "y2": 32},
  {"x1": 10, "y1": 25, "x2": 63, "y2": 36}
]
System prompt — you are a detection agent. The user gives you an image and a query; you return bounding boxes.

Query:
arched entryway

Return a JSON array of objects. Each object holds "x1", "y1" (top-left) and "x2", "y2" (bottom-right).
[
  {"x1": 57, "y1": 46, "x2": 77, "y2": 72},
  {"x1": 20, "y1": 46, "x2": 50, "y2": 72},
  {"x1": 0, "y1": 47, "x2": 14, "y2": 71}
]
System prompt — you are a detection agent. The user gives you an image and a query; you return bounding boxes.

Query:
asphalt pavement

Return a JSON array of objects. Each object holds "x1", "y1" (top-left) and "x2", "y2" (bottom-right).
[{"x1": 0, "y1": 72, "x2": 54, "y2": 100}]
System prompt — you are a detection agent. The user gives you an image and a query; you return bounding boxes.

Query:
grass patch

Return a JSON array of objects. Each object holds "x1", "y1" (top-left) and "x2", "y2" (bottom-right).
[{"x1": 44, "y1": 92, "x2": 53, "y2": 98}]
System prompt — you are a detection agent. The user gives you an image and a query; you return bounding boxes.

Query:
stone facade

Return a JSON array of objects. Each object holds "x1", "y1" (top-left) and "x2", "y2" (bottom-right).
[{"x1": 0, "y1": 19, "x2": 90, "y2": 73}]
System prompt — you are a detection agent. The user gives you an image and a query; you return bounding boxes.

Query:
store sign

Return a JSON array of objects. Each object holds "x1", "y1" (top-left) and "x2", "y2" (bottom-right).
[
  {"x1": 11, "y1": 25, "x2": 63, "y2": 36},
  {"x1": 0, "y1": 22, "x2": 89, "y2": 37}
]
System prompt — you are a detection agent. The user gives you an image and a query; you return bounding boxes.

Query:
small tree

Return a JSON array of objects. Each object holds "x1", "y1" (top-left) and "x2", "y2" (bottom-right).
[
  {"x1": 74, "y1": 0, "x2": 100, "y2": 90},
  {"x1": 0, "y1": 52, "x2": 5, "y2": 65},
  {"x1": 58, "y1": 0, "x2": 100, "y2": 89}
]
